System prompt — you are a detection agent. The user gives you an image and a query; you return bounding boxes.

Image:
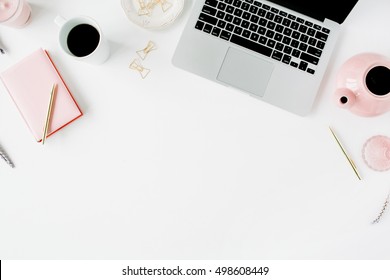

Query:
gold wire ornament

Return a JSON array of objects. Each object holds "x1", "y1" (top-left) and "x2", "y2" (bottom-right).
[
  {"x1": 136, "y1": 41, "x2": 157, "y2": 60},
  {"x1": 129, "y1": 59, "x2": 151, "y2": 79}
]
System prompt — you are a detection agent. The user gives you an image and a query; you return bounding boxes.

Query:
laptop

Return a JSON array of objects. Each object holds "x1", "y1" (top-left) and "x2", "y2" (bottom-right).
[{"x1": 172, "y1": 0, "x2": 359, "y2": 116}]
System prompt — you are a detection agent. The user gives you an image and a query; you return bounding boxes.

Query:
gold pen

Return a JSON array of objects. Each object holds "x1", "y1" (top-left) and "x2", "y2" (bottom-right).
[
  {"x1": 42, "y1": 83, "x2": 57, "y2": 145},
  {"x1": 329, "y1": 126, "x2": 362, "y2": 180}
]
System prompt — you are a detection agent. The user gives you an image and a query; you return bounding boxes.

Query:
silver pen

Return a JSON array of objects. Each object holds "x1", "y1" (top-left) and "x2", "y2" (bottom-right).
[{"x1": 0, "y1": 144, "x2": 15, "y2": 168}]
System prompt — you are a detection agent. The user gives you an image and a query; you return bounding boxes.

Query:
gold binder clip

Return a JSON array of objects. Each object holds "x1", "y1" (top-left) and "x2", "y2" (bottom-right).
[
  {"x1": 129, "y1": 59, "x2": 151, "y2": 79},
  {"x1": 137, "y1": 0, "x2": 150, "y2": 16},
  {"x1": 136, "y1": 41, "x2": 157, "y2": 60}
]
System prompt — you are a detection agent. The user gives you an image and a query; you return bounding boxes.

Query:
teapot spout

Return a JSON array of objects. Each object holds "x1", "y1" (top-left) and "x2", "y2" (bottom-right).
[{"x1": 334, "y1": 88, "x2": 356, "y2": 109}]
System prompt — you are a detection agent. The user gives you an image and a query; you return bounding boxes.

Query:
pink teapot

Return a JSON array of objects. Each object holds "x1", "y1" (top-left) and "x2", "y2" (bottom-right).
[{"x1": 334, "y1": 53, "x2": 390, "y2": 117}]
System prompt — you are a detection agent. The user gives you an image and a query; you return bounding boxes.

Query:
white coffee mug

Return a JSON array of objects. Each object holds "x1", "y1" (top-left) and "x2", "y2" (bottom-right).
[{"x1": 55, "y1": 15, "x2": 110, "y2": 64}]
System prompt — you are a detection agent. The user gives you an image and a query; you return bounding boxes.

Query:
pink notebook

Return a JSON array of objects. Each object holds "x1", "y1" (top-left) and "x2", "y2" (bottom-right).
[{"x1": 1, "y1": 49, "x2": 82, "y2": 142}]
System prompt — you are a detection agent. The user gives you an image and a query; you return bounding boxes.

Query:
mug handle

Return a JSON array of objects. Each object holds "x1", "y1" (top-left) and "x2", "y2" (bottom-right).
[{"x1": 54, "y1": 15, "x2": 67, "y2": 27}]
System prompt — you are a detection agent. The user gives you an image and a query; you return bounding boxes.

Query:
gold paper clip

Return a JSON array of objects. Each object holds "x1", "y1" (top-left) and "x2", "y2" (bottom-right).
[
  {"x1": 146, "y1": 0, "x2": 172, "y2": 13},
  {"x1": 159, "y1": 0, "x2": 173, "y2": 12},
  {"x1": 129, "y1": 59, "x2": 151, "y2": 79},
  {"x1": 136, "y1": 41, "x2": 157, "y2": 60},
  {"x1": 146, "y1": 0, "x2": 159, "y2": 13},
  {"x1": 137, "y1": 0, "x2": 150, "y2": 16}
]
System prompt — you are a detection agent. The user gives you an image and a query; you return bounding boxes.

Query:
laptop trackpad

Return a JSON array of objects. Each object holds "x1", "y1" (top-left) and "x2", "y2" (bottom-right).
[{"x1": 217, "y1": 47, "x2": 274, "y2": 97}]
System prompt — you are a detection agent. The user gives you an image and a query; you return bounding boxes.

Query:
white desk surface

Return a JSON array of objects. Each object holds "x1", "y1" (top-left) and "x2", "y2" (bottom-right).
[{"x1": 1, "y1": 0, "x2": 390, "y2": 260}]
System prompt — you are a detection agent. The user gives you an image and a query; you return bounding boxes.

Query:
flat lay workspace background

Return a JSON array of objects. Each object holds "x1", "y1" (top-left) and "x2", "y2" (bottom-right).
[{"x1": 1, "y1": 0, "x2": 390, "y2": 259}]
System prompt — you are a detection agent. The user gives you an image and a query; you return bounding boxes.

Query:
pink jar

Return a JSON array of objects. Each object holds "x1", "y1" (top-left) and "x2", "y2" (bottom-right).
[{"x1": 0, "y1": 0, "x2": 31, "y2": 28}]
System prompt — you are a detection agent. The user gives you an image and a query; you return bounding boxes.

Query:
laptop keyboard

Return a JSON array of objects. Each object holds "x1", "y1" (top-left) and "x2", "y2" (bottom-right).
[{"x1": 195, "y1": 0, "x2": 331, "y2": 75}]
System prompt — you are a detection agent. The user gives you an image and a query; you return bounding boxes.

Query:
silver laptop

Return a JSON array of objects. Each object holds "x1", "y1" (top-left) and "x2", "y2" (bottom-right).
[{"x1": 172, "y1": 0, "x2": 359, "y2": 116}]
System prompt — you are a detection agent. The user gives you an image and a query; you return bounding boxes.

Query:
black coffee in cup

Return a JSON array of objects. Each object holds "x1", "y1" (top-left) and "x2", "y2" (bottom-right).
[
  {"x1": 67, "y1": 24, "x2": 100, "y2": 57},
  {"x1": 366, "y1": 66, "x2": 390, "y2": 96}
]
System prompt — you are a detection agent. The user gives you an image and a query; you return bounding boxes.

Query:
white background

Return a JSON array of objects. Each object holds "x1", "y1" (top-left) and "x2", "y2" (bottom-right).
[{"x1": 1, "y1": 0, "x2": 390, "y2": 259}]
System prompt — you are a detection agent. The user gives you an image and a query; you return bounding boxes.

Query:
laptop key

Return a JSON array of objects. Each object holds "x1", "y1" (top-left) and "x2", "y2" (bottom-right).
[
  {"x1": 249, "y1": 5, "x2": 258, "y2": 14},
  {"x1": 243, "y1": 30, "x2": 251, "y2": 38},
  {"x1": 234, "y1": 26, "x2": 243, "y2": 35},
  {"x1": 282, "y1": 55, "x2": 291, "y2": 64},
  {"x1": 199, "y1": 13, "x2": 218, "y2": 25},
  {"x1": 275, "y1": 42, "x2": 284, "y2": 50},
  {"x1": 217, "y1": 2, "x2": 227, "y2": 10},
  {"x1": 226, "y1": 23, "x2": 234, "y2": 31},
  {"x1": 230, "y1": 34, "x2": 272, "y2": 57},
  {"x1": 242, "y1": 2, "x2": 250, "y2": 10},
  {"x1": 300, "y1": 52, "x2": 319, "y2": 65},
  {"x1": 243, "y1": 11, "x2": 251, "y2": 20},
  {"x1": 220, "y1": 30, "x2": 232, "y2": 40},
  {"x1": 205, "y1": 0, "x2": 218, "y2": 7},
  {"x1": 315, "y1": 31, "x2": 328, "y2": 41},
  {"x1": 241, "y1": 20, "x2": 250, "y2": 28},
  {"x1": 225, "y1": 14, "x2": 234, "y2": 22},
  {"x1": 250, "y1": 33, "x2": 260, "y2": 41},
  {"x1": 249, "y1": 23, "x2": 258, "y2": 32},
  {"x1": 272, "y1": 50, "x2": 283, "y2": 61},
  {"x1": 202, "y1": 6, "x2": 217, "y2": 16},
  {"x1": 292, "y1": 49, "x2": 300, "y2": 57},
  {"x1": 299, "y1": 61, "x2": 308, "y2": 71},
  {"x1": 217, "y1": 20, "x2": 226, "y2": 28},
  {"x1": 307, "y1": 46, "x2": 322, "y2": 57},
  {"x1": 267, "y1": 39, "x2": 276, "y2": 48},
  {"x1": 257, "y1": 8, "x2": 266, "y2": 17},
  {"x1": 234, "y1": 8, "x2": 243, "y2": 17},
  {"x1": 233, "y1": 0, "x2": 242, "y2": 8},
  {"x1": 316, "y1": 40, "x2": 325, "y2": 49},
  {"x1": 307, "y1": 28, "x2": 316, "y2": 36},
  {"x1": 216, "y1": 11, "x2": 226, "y2": 19},
  {"x1": 307, "y1": 68, "x2": 315, "y2": 74},
  {"x1": 259, "y1": 36, "x2": 267, "y2": 44},
  {"x1": 195, "y1": 21, "x2": 205, "y2": 30},
  {"x1": 203, "y1": 24, "x2": 213, "y2": 33},
  {"x1": 212, "y1": 28, "x2": 221, "y2": 37}
]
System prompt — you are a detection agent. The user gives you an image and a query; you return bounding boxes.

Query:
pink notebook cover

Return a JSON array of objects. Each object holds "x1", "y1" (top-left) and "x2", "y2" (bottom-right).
[{"x1": 0, "y1": 49, "x2": 82, "y2": 142}]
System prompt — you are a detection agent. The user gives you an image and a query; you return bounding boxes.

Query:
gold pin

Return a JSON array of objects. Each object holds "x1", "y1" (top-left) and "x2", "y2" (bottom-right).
[
  {"x1": 136, "y1": 41, "x2": 157, "y2": 60},
  {"x1": 129, "y1": 59, "x2": 151, "y2": 79},
  {"x1": 329, "y1": 126, "x2": 362, "y2": 180}
]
